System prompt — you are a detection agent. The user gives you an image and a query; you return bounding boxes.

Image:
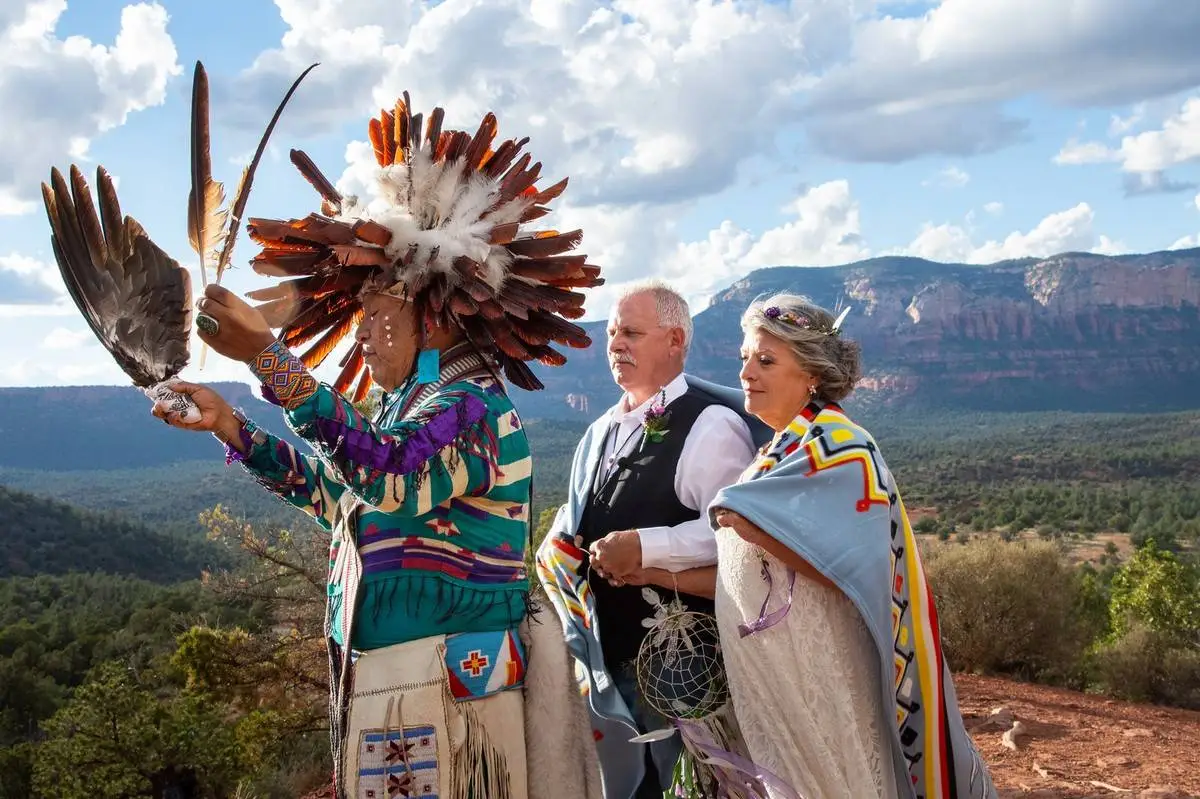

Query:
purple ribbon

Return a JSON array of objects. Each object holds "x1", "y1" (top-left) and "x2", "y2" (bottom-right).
[
  {"x1": 737, "y1": 561, "x2": 797, "y2": 638},
  {"x1": 676, "y1": 719, "x2": 803, "y2": 799}
]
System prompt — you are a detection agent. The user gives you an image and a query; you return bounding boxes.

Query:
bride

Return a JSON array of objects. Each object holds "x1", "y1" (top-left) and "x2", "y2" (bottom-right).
[{"x1": 705, "y1": 293, "x2": 997, "y2": 798}]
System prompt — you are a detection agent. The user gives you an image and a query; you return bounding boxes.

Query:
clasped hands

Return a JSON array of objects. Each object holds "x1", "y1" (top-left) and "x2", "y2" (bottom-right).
[{"x1": 586, "y1": 529, "x2": 645, "y2": 587}]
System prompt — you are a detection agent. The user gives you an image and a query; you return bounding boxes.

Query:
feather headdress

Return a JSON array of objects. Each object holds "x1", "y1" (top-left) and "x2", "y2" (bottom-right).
[
  {"x1": 39, "y1": 61, "x2": 316, "y2": 411},
  {"x1": 244, "y1": 92, "x2": 603, "y2": 397}
]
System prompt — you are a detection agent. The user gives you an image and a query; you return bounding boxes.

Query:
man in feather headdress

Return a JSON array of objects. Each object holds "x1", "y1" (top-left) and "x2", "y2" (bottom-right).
[{"x1": 154, "y1": 97, "x2": 605, "y2": 799}]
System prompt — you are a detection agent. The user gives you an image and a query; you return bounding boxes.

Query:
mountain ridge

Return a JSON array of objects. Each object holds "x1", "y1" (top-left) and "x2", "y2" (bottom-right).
[{"x1": 522, "y1": 246, "x2": 1200, "y2": 417}]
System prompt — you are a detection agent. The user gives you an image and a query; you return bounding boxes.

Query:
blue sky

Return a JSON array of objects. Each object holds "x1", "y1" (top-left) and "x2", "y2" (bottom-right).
[{"x1": 2, "y1": 0, "x2": 1200, "y2": 387}]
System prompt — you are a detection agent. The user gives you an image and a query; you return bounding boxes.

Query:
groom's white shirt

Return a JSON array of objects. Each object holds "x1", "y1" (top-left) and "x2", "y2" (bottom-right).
[{"x1": 575, "y1": 371, "x2": 756, "y2": 571}]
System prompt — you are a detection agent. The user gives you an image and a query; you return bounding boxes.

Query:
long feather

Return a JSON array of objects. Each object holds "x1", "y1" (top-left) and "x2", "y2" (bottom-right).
[
  {"x1": 290, "y1": 148, "x2": 342, "y2": 209},
  {"x1": 213, "y1": 62, "x2": 320, "y2": 284},
  {"x1": 299, "y1": 308, "x2": 360, "y2": 368},
  {"x1": 187, "y1": 62, "x2": 225, "y2": 287}
]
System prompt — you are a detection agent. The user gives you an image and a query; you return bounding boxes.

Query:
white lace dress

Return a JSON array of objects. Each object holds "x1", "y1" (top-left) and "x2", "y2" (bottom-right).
[{"x1": 714, "y1": 528, "x2": 901, "y2": 799}]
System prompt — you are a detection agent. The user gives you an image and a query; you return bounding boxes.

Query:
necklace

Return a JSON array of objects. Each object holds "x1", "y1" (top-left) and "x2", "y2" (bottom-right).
[{"x1": 602, "y1": 420, "x2": 643, "y2": 478}]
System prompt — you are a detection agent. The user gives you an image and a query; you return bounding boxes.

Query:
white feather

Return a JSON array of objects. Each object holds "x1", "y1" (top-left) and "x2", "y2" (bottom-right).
[
  {"x1": 335, "y1": 156, "x2": 523, "y2": 290},
  {"x1": 832, "y1": 306, "x2": 851, "y2": 331}
]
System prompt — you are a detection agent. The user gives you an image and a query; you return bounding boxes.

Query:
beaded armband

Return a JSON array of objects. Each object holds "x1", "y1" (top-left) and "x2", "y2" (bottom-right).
[{"x1": 250, "y1": 340, "x2": 318, "y2": 409}]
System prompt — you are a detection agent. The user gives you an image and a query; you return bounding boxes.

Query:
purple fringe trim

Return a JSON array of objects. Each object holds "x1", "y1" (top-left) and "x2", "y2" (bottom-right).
[{"x1": 314, "y1": 393, "x2": 490, "y2": 475}]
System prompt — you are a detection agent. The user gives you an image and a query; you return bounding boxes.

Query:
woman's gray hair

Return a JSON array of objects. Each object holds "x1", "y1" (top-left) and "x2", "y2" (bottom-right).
[
  {"x1": 740, "y1": 293, "x2": 862, "y2": 402},
  {"x1": 616, "y1": 279, "x2": 693, "y2": 352}
]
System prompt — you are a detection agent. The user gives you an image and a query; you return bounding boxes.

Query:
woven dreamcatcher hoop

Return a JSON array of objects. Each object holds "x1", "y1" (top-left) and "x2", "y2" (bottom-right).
[{"x1": 635, "y1": 604, "x2": 729, "y2": 722}]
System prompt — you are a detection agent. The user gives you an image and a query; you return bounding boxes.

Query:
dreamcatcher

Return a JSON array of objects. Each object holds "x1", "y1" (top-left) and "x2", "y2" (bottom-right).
[{"x1": 634, "y1": 590, "x2": 801, "y2": 799}]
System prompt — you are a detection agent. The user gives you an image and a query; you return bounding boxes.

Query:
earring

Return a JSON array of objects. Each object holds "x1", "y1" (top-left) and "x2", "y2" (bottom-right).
[{"x1": 808, "y1": 385, "x2": 817, "y2": 396}]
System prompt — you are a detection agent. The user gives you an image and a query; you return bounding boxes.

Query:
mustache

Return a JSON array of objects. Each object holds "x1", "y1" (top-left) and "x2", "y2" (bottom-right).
[{"x1": 610, "y1": 354, "x2": 636, "y2": 366}]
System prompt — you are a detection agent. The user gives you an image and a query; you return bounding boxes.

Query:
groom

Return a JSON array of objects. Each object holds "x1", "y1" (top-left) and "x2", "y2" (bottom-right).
[{"x1": 536, "y1": 280, "x2": 764, "y2": 799}]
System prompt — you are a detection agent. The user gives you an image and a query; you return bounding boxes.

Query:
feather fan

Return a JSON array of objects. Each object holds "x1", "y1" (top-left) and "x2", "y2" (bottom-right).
[
  {"x1": 42, "y1": 165, "x2": 199, "y2": 416},
  {"x1": 39, "y1": 59, "x2": 317, "y2": 411}
]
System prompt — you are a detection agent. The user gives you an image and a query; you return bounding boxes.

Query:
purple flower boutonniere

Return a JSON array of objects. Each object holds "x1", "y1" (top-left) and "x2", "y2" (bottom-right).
[{"x1": 642, "y1": 389, "x2": 671, "y2": 444}]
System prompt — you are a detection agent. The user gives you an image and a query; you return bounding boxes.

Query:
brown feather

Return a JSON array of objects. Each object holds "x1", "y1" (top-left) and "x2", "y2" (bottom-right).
[
  {"x1": 331, "y1": 244, "x2": 391, "y2": 267},
  {"x1": 352, "y1": 369, "x2": 372, "y2": 404},
  {"x1": 256, "y1": 296, "x2": 302, "y2": 327},
  {"x1": 409, "y1": 112, "x2": 424, "y2": 152},
  {"x1": 95, "y1": 167, "x2": 125, "y2": 255},
  {"x1": 508, "y1": 254, "x2": 588, "y2": 282},
  {"x1": 464, "y1": 113, "x2": 498, "y2": 171},
  {"x1": 282, "y1": 293, "x2": 355, "y2": 345},
  {"x1": 352, "y1": 220, "x2": 393, "y2": 246},
  {"x1": 501, "y1": 356, "x2": 543, "y2": 391},
  {"x1": 333, "y1": 345, "x2": 362, "y2": 395},
  {"x1": 532, "y1": 177, "x2": 568, "y2": 205},
  {"x1": 490, "y1": 323, "x2": 533, "y2": 360},
  {"x1": 337, "y1": 340, "x2": 363, "y2": 369},
  {"x1": 43, "y1": 163, "x2": 192, "y2": 387},
  {"x1": 250, "y1": 250, "x2": 328, "y2": 277},
  {"x1": 489, "y1": 222, "x2": 519, "y2": 245},
  {"x1": 290, "y1": 149, "x2": 342, "y2": 209},
  {"x1": 476, "y1": 298, "x2": 505, "y2": 320},
  {"x1": 425, "y1": 107, "x2": 444, "y2": 152},
  {"x1": 213, "y1": 62, "x2": 319, "y2": 284},
  {"x1": 482, "y1": 137, "x2": 528, "y2": 179},
  {"x1": 519, "y1": 205, "x2": 552, "y2": 223},
  {"x1": 369, "y1": 116, "x2": 388, "y2": 166},
  {"x1": 68, "y1": 166, "x2": 106, "y2": 268},
  {"x1": 299, "y1": 308, "x2": 359, "y2": 368},
  {"x1": 499, "y1": 159, "x2": 542, "y2": 202},
  {"x1": 448, "y1": 291, "x2": 479, "y2": 316},
  {"x1": 505, "y1": 230, "x2": 583, "y2": 258},
  {"x1": 394, "y1": 95, "x2": 410, "y2": 161},
  {"x1": 187, "y1": 62, "x2": 226, "y2": 285},
  {"x1": 527, "y1": 343, "x2": 567, "y2": 367}
]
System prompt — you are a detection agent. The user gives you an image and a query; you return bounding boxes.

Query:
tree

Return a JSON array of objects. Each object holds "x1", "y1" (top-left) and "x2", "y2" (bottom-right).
[
  {"x1": 32, "y1": 662, "x2": 240, "y2": 799},
  {"x1": 1109, "y1": 542, "x2": 1200, "y2": 646}
]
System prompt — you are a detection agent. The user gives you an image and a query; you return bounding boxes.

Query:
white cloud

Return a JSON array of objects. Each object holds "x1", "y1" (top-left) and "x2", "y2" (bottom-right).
[
  {"x1": 1116, "y1": 96, "x2": 1200, "y2": 173},
  {"x1": 1169, "y1": 234, "x2": 1200, "y2": 250},
  {"x1": 234, "y1": 0, "x2": 861, "y2": 206},
  {"x1": 0, "y1": 251, "x2": 66, "y2": 304},
  {"x1": 1109, "y1": 105, "x2": 1145, "y2": 136},
  {"x1": 0, "y1": 0, "x2": 181, "y2": 215},
  {"x1": 653, "y1": 181, "x2": 869, "y2": 309},
  {"x1": 983, "y1": 201, "x2": 1004, "y2": 215},
  {"x1": 904, "y1": 202, "x2": 1126, "y2": 264},
  {"x1": 1053, "y1": 139, "x2": 1118, "y2": 166},
  {"x1": 1055, "y1": 96, "x2": 1200, "y2": 192},
  {"x1": 805, "y1": 0, "x2": 1200, "y2": 162},
  {"x1": 924, "y1": 166, "x2": 970, "y2": 188}
]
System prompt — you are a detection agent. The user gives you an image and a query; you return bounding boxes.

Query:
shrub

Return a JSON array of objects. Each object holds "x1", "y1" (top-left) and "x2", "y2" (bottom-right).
[
  {"x1": 913, "y1": 517, "x2": 938, "y2": 534},
  {"x1": 1089, "y1": 623, "x2": 1200, "y2": 709},
  {"x1": 923, "y1": 538, "x2": 1090, "y2": 682}
]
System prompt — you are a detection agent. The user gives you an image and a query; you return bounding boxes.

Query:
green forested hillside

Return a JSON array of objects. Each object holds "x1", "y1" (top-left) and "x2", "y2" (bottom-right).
[
  {"x1": 1, "y1": 409, "x2": 1198, "y2": 797},
  {"x1": 0, "y1": 486, "x2": 228, "y2": 582}
]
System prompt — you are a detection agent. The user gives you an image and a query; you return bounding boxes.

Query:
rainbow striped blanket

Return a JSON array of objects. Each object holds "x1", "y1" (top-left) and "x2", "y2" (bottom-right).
[{"x1": 710, "y1": 403, "x2": 996, "y2": 799}]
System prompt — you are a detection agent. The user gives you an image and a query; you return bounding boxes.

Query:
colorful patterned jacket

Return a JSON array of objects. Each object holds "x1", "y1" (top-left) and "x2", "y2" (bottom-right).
[{"x1": 234, "y1": 341, "x2": 532, "y2": 651}]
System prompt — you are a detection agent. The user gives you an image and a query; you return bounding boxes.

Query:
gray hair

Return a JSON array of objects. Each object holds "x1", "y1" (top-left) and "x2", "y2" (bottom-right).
[
  {"x1": 615, "y1": 279, "x2": 693, "y2": 352},
  {"x1": 740, "y1": 293, "x2": 862, "y2": 402}
]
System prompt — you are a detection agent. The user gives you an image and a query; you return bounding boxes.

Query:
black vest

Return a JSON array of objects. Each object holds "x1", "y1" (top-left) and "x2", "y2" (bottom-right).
[{"x1": 578, "y1": 388, "x2": 718, "y2": 676}]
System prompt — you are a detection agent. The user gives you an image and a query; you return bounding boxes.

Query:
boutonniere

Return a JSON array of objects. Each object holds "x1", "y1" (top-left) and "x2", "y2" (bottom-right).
[{"x1": 642, "y1": 389, "x2": 671, "y2": 444}]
